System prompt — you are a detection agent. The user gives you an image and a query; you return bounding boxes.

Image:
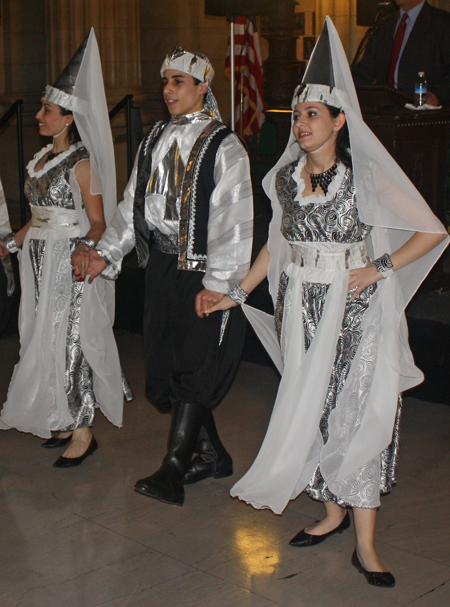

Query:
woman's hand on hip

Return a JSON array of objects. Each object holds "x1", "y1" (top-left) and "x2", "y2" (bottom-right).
[{"x1": 348, "y1": 264, "x2": 381, "y2": 300}]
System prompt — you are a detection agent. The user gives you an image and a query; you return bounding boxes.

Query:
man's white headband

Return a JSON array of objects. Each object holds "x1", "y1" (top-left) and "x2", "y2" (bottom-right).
[{"x1": 160, "y1": 47, "x2": 215, "y2": 85}]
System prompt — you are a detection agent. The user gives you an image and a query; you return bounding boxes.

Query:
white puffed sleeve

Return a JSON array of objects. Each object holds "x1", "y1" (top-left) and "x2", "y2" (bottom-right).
[{"x1": 203, "y1": 134, "x2": 253, "y2": 293}]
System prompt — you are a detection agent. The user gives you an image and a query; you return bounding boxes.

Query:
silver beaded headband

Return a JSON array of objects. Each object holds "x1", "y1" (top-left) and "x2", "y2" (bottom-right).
[{"x1": 291, "y1": 83, "x2": 343, "y2": 110}]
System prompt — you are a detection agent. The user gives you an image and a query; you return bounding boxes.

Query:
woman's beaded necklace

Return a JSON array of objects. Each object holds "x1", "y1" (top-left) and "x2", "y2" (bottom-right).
[{"x1": 304, "y1": 163, "x2": 338, "y2": 195}]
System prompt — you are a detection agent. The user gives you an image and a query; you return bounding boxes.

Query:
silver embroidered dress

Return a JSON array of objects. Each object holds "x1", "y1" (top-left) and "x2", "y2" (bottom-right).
[
  {"x1": 278, "y1": 159, "x2": 401, "y2": 507},
  {"x1": 231, "y1": 157, "x2": 404, "y2": 513},
  {"x1": 1, "y1": 143, "x2": 127, "y2": 438}
]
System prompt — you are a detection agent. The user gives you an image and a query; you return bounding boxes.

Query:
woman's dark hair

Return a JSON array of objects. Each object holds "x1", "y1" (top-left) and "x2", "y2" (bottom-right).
[
  {"x1": 59, "y1": 106, "x2": 81, "y2": 145},
  {"x1": 327, "y1": 105, "x2": 352, "y2": 169}
]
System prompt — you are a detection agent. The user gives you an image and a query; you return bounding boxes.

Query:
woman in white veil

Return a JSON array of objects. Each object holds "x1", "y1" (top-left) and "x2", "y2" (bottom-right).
[
  {"x1": 0, "y1": 30, "x2": 132, "y2": 465},
  {"x1": 206, "y1": 18, "x2": 448, "y2": 587}
]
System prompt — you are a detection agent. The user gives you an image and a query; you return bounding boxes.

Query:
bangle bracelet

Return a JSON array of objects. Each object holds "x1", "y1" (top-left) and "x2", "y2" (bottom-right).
[
  {"x1": 3, "y1": 232, "x2": 19, "y2": 254},
  {"x1": 95, "y1": 249, "x2": 111, "y2": 266},
  {"x1": 372, "y1": 253, "x2": 394, "y2": 278},
  {"x1": 78, "y1": 236, "x2": 95, "y2": 250},
  {"x1": 227, "y1": 284, "x2": 249, "y2": 305}
]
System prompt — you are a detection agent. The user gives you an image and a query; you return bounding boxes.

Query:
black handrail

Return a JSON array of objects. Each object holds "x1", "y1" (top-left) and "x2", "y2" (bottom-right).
[
  {"x1": 109, "y1": 94, "x2": 134, "y2": 178},
  {"x1": 0, "y1": 100, "x2": 26, "y2": 226}
]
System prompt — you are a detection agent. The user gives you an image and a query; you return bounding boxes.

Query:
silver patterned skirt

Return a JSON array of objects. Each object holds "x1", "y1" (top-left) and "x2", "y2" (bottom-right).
[
  {"x1": 274, "y1": 264, "x2": 402, "y2": 508},
  {"x1": 29, "y1": 237, "x2": 133, "y2": 431}
]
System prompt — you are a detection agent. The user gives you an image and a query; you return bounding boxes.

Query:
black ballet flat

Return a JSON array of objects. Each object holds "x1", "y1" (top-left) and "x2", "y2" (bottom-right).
[
  {"x1": 351, "y1": 549, "x2": 395, "y2": 588},
  {"x1": 52, "y1": 436, "x2": 98, "y2": 468},
  {"x1": 42, "y1": 435, "x2": 73, "y2": 449},
  {"x1": 289, "y1": 511, "x2": 351, "y2": 547}
]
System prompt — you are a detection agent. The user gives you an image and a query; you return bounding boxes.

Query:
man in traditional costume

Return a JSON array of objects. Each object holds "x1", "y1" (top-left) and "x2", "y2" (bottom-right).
[{"x1": 86, "y1": 48, "x2": 253, "y2": 505}]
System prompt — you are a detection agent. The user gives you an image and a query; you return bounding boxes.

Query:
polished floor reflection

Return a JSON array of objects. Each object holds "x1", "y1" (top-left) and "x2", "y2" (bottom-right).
[{"x1": 1, "y1": 331, "x2": 449, "y2": 607}]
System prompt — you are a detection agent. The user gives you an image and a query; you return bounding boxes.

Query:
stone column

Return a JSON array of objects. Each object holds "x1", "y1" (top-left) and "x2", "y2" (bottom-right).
[
  {"x1": 45, "y1": 0, "x2": 144, "y2": 106},
  {"x1": 260, "y1": 0, "x2": 304, "y2": 110}
]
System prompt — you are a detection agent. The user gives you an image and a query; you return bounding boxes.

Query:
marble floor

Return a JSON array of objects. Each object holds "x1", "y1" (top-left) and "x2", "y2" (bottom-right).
[{"x1": 1, "y1": 330, "x2": 449, "y2": 607}]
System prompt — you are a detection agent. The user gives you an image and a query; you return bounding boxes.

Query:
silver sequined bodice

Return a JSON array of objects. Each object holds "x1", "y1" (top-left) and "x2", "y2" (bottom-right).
[
  {"x1": 25, "y1": 146, "x2": 89, "y2": 210},
  {"x1": 276, "y1": 161, "x2": 371, "y2": 244}
]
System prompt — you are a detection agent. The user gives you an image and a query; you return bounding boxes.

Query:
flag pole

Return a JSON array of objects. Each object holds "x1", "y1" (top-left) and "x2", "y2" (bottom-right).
[{"x1": 229, "y1": 17, "x2": 235, "y2": 131}]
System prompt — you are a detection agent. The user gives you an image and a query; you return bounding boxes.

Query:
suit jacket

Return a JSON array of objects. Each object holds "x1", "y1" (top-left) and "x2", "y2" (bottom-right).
[{"x1": 352, "y1": 2, "x2": 450, "y2": 106}]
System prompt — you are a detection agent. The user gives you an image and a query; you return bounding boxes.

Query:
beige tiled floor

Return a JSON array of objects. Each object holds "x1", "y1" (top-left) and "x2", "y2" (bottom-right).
[{"x1": 1, "y1": 331, "x2": 449, "y2": 607}]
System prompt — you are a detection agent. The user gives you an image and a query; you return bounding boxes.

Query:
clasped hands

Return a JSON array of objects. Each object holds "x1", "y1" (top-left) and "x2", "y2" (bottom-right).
[
  {"x1": 71, "y1": 248, "x2": 107, "y2": 283},
  {"x1": 0, "y1": 239, "x2": 9, "y2": 258}
]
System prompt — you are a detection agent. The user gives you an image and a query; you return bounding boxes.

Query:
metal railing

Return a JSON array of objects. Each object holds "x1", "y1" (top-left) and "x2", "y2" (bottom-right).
[
  {"x1": 109, "y1": 94, "x2": 134, "y2": 178},
  {"x1": 0, "y1": 100, "x2": 26, "y2": 225}
]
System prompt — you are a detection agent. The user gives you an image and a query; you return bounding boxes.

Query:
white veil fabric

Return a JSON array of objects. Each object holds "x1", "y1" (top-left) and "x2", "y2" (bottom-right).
[
  {"x1": 236, "y1": 17, "x2": 448, "y2": 512},
  {"x1": 71, "y1": 29, "x2": 122, "y2": 427},
  {"x1": 72, "y1": 29, "x2": 117, "y2": 224}
]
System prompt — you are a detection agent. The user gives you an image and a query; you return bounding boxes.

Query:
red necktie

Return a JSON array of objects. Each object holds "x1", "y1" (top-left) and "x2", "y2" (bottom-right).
[{"x1": 387, "y1": 13, "x2": 408, "y2": 88}]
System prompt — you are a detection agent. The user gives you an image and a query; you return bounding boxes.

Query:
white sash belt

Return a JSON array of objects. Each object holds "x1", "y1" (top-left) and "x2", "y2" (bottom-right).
[
  {"x1": 30, "y1": 205, "x2": 79, "y2": 229},
  {"x1": 291, "y1": 240, "x2": 368, "y2": 271}
]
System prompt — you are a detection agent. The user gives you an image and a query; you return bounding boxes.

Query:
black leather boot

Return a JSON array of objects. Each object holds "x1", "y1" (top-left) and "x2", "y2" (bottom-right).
[
  {"x1": 134, "y1": 402, "x2": 204, "y2": 505},
  {"x1": 184, "y1": 409, "x2": 233, "y2": 485}
]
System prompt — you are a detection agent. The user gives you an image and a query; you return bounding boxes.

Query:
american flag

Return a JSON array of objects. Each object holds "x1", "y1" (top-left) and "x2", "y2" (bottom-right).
[{"x1": 225, "y1": 16, "x2": 266, "y2": 139}]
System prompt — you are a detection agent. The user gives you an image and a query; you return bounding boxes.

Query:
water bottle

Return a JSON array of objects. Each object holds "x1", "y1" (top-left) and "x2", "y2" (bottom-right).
[{"x1": 414, "y1": 72, "x2": 427, "y2": 106}]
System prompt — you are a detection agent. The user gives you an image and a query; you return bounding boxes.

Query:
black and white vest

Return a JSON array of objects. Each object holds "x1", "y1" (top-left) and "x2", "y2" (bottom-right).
[{"x1": 132, "y1": 119, "x2": 233, "y2": 272}]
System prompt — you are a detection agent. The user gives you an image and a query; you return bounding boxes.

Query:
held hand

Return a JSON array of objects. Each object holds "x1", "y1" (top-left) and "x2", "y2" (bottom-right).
[
  {"x1": 203, "y1": 295, "x2": 237, "y2": 315},
  {"x1": 195, "y1": 289, "x2": 226, "y2": 318},
  {"x1": 0, "y1": 239, "x2": 9, "y2": 258},
  {"x1": 348, "y1": 264, "x2": 382, "y2": 300},
  {"x1": 71, "y1": 246, "x2": 90, "y2": 281},
  {"x1": 85, "y1": 249, "x2": 107, "y2": 284}
]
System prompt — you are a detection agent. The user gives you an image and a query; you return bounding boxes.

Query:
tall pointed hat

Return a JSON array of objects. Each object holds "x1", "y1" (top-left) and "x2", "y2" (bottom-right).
[{"x1": 43, "y1": 35, "x2": 89, "y2": 111}]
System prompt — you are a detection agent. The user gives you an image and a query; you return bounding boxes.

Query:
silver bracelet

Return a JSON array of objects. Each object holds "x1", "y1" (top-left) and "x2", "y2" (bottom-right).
[
  {"x1": 3, "y1": 232, "x2": 19, "y2": 254},
  {"x1": 95, "y1": 249, "x2": 112, "y2": 266},
  {"x1": 372, "y1": 253, "x2": 394, "y2": 278},
  {"x1": 227, "y1": 284, "x2": 249, "y2": 305},
  {"x1": 78, "y1": 236, "x2": 95, "y2": 250}
]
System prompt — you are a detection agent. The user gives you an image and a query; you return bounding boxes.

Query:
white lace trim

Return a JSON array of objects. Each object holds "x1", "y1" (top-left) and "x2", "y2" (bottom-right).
[
  {"x1": 26, "y1": 141, "x2": 84, "y2": 179},
  {"x1": 292, "y1": 155, "x2": 346, "y2": 206}
]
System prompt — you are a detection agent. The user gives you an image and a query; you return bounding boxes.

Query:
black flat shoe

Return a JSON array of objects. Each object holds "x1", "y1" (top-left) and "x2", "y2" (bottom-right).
[
  {"x1": 42, "y1": 435, "x2": 72, "y2": 448},
  {"x1": 53, "y1": 436, "x2": 97, "y2": 468},
  {"x1": 289, "y1": 511, "x2": 351, "y2": 547},
  {"x1": 351, "y1": 549, "x2": 395, "y2": 588}
]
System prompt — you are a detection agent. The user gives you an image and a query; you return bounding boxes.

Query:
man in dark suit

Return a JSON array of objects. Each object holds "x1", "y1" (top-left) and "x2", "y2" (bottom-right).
[{"x1": 352, "y1": 0, "x2": 450, "y2": 106}]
